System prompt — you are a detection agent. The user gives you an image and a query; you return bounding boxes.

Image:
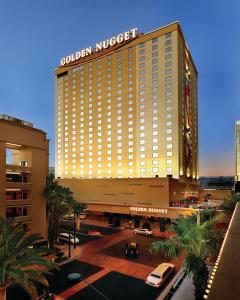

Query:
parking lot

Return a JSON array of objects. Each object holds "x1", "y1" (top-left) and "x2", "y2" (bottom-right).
[{"x1": 8, "y1": 217, "x2": 181, "y2": 300}]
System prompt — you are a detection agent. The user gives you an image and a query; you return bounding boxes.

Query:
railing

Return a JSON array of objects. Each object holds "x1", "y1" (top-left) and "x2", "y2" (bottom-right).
[{"x1": 0, "y1": 114, "x2": 33, "y2": 127}]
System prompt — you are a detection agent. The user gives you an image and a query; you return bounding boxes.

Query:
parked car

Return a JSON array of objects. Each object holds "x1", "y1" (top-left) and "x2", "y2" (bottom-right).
[
  {"x1": 58, "y1": 232, "x2": 79, "y2": 244},
  {"x1": 145, "y1": 263, "x2": 175, "y2": 288},
  {"x1": 133, "y1": 228, "x2": 153, "y2": 236},
  {"x1": 125, "y1": 242, "x2": 139, "y2": 257}
]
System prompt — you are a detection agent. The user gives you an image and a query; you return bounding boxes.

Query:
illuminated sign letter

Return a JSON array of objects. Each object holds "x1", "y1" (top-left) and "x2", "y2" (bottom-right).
[
  {"x1": 95, "y1": 42, "x2": 102, "y2": 52},
  {"x1": 130, "y1": 28, "x2": 138, "y2": 38},
  {"x1": 109, "y1": 36, "x2": 116, "y2": 46},
  {"x1": 116, "y1": 33, "x2": 124, "y2": 43},
  {"x1": 60, "y1": 57, "x2": 66, "y2": 66}
]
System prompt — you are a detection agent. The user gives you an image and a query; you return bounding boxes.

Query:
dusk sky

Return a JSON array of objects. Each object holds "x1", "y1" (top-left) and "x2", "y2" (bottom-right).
[{"x1": 0, "y1": 0, "x2": 239, "y2": 176}]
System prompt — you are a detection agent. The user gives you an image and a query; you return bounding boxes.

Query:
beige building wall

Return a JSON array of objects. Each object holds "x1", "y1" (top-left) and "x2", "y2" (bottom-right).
[
  {"x1": 0, "y1": 115, "x2": 49, "y2": 238},
  {"x1": 59, "y1": 177, "x2": 199, "y2": 217},
  {"x1": 55, "y1": 22, "x2": 198, "y2": 182}
]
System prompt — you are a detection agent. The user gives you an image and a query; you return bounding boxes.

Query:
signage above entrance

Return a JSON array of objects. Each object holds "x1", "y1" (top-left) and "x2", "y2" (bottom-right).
[
  {"x1": 60, "y1": 28, "x2": 139, "y2": 66},
  {"x1": 130, "y1": 206, "x2": 168, "y2": 214}
]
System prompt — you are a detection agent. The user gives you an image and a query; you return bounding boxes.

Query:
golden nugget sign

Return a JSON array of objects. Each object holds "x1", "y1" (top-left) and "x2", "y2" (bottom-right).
[
  {"x1": 60, "y1": 28, "x2": 138, "y2": 66},
  {"x1": 130, "y1": 207, "x2": 168, "y2": 214}
]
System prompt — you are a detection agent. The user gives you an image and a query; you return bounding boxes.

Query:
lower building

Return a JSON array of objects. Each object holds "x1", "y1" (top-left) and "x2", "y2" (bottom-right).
[
  {"x1": 59, "y1": 177, "x2": 199, "y2": 219},
  {"x1": 199, "y1": 176, "x2": 234, "y2": 204},
  {"x1": 0, "y1": 115, "x2": 49, "y2": 238}
]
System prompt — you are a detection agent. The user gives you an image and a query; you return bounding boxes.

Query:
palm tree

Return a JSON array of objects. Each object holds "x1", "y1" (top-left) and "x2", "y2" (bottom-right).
[
  {"x1": 150, "y1": 214, "x2": 222, "y2": 300},
  {"x1": 0, "y1": 217, "x2": 57, "y2": 300},
  {"x1": 220, "y1": 193, "x2": 240, "y2": 211},
  {"x1": 45, "y1": 175, "x2": 75, "y2": 247},
  {"x1": 73, "y1": 202, "x2": 86, "y2": 232}
]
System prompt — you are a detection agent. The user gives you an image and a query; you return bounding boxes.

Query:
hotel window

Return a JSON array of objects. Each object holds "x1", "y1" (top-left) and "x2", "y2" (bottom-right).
[
  {"x1": 128, "y1": 161, "x2": 133, "y2": 166},
  {"x1": 167, "y1": 144, "x2": 173, "y2": 149},
  {"x1": 140, "y1": 168, "x2": 146, "y2": 173},
  {"x1": 152, "y1": 44, "x2": 158, "y2": 51},
  {"x1": 165, "y1": 47, "x2": 172, "y2": 53},
  {"x1": 167, "y1": 136, "x2": 173, "y2": 141},
  {"x1": 139, "y1": 42, "x2": 145, "y2": 48},
  {"x1": 140, "y1": 154, "x2": 145, "y2": 158},
  {"x1": 167, "y1": 159, "x2": 173, "y2": 164},
  {"x1": 128, "y1": 154, "x2": 133, "y2": 159},
  {"x1": 152, "y1": 145, "x2": 158, "y2": 151},
  {"x1": 152, "y1": 160, "x2": 158, "y2": 165},
  {"x1": 152, "y1": 153, "x2": 158, "y2": 158},
  {"x1": 166, "y1": 121, "x2": 172, "y2": 126},
  {"x1": 165, "y1": 54, "x2": 172, "y2": 60},
  {"x1": 152, "y1": 167, "x2": 159, "y2": 172},
  {"x1": 139, "y1": 63, "x2": 145, "y2": 69},
  {"x1": 152, "y1": 52, "x2": 158, "y2": 57},
  {"x1": 152, "y1": 58, "x2": 158, "y2": 64},
  {"x1": 166, "y1": 167, "x2": 173, "y2": 172},
  {"x1": 167, "y1": 152, "x2": 173, "y2": 157}
]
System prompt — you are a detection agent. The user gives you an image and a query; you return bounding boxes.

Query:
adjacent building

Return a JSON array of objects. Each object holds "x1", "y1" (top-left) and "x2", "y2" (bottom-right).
[
  {"x1": 55, "y1": 22, "x2": 199, "y2": 217},
  {"x1": 0, "y1": 115, "x2": 49, "y2": 238}
]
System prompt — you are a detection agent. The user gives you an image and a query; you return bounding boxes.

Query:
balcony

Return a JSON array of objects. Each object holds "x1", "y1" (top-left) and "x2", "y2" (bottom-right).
[
  {"x1": 6, "y1": 206, "x2": 32, "y2": 223},
  {"x1": 6, "y1": 173, "x2": 31, "y2": 190},
  {"x1": 6, "y1": 164, "x2": 32, "y2": 173}
]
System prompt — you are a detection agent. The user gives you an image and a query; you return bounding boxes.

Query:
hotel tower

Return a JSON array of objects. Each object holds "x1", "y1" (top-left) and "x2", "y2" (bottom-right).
[{"x1": 55, "y1": 22, "x2": 198, "y2": 182}]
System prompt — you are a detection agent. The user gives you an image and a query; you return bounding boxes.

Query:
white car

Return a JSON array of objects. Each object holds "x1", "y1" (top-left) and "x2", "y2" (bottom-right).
[
  {"x1": 146, "y1": 263, "x2": 175, "y2": 288},
  {"x1": 133, "y1": 228, "x2": 153, "y2": 236},
  {"x1": 58, "y1": 232, "x2": 79, "y2": 244}
]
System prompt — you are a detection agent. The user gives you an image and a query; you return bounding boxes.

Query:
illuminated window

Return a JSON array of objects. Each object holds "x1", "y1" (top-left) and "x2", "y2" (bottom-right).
[
  {"x1": 152, "y1": 153, "x2": 158, "y2": 158},
  {"x1": 140, "y1": 168, "x2": 146, "y2": 173},
  {"x1": 166, "y1": 159, "x2": 173, "y2": 164},
  {"x1": 152, "y1": 167, "x2": 159, "y2": 172},
  {"x1": 152, "y1": 160, "x2": 158, "y2": 165},
  {"x1": 140, "y1": 161, "x2": 145, "y2": 166},
  {"x1": 166, "y1": 167, "x2": 173, "y2": 172},
  {"x1": 167, "y1": 152, "x2": 173, "y2": 157}
]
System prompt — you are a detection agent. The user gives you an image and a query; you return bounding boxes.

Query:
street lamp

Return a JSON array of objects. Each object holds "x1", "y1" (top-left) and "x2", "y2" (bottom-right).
[{"x1": 68, "y1": 213, "x2": 71, "y2": 258}]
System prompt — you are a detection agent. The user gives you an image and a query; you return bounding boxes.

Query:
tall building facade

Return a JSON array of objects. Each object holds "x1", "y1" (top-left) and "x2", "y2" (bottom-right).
[
  {"x1": 55, "y1": 22, "x2": 198, "y2": 181},
  {"x1": 0, "y1": 115, "x2": 49, "y2": 238}
]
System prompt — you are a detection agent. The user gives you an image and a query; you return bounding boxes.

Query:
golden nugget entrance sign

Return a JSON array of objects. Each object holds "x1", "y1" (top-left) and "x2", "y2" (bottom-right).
[
  {"x1": 60, "y1": 28, "x2": 138, "y2": 66},
  {"x1": 130, "y1": 206, "x2": 168, "y2": 214}
]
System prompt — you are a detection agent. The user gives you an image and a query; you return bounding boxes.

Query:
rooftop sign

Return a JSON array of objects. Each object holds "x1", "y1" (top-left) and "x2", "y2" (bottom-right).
[{"x1": 60, "y1": 28, "x2": 138, "y2": 66}]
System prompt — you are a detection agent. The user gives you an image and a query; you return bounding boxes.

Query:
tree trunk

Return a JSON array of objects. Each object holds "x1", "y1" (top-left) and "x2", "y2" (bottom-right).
[
  {"x1": 0, "y1": 286, "x2": 6, "y2": 300},
  {"x1": 76, "y1": 216, "x2": 81, "y2": 232},
  {"x1": 193, "y1": 261, "x2": 209, "y2": 300}
]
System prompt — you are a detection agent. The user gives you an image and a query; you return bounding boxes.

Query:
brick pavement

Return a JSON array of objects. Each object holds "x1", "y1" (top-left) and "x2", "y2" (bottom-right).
[{"x1": 58, "y1": 225, "x2": 179, "y2": 299}]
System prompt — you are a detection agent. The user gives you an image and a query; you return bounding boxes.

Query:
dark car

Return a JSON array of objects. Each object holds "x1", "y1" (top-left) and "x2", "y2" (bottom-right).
[{"x1": 125, "y1": 242, "x2": 139, "y2": 257}]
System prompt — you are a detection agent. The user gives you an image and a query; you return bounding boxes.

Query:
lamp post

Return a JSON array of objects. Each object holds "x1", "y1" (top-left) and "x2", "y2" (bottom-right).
[
  {"x1": 68, "y1": 213, "x2": 71, "y2": 258},
  {"x1": 73, "y1": 210, "x2": 76, "y2": 249}
]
